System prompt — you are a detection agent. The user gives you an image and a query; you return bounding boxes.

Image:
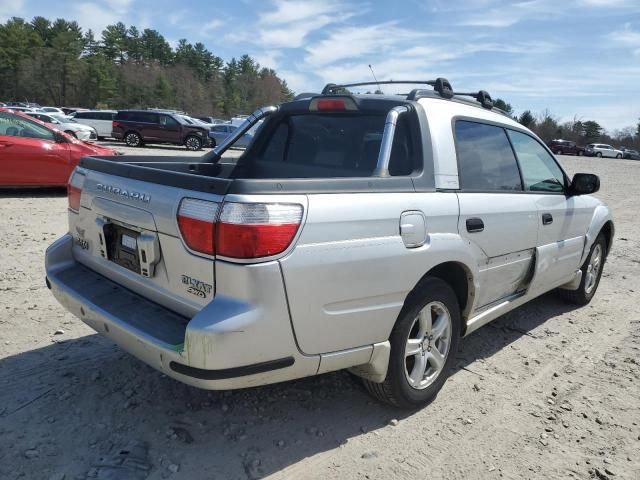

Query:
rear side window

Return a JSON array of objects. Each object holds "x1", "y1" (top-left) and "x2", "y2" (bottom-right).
[
  {"x1": 455, "y1": 121, "x2": 522, "y2": 191},
  {"x1": 118, "y1": 112, "x2": 158, "y2": 123},
  {"x1": 75, "y1": 112, "x2": 91, "y2": 119},
  {"x1": 0, "y1": 112, "x2": 54, "y2": 141},
  {"x1": 250, "y1": 113, "x2": 415, "y2": 178}
]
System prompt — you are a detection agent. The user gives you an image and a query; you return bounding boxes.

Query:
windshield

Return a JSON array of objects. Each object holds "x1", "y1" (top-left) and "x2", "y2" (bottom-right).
[{"x1": 51, "y1": 115, "x2": 73, "y2": 123}]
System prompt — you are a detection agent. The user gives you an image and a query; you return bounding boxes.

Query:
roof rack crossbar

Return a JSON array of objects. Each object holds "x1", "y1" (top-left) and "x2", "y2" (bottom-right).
[
  {"x1": 320, "y1": 77, "x2": 494, "y2": 110},
  {"x1": 451, "y1": 90, "x2": 494, "y2": 109},
  {"x1": 322, "y1": 80, "x2": 441, "y2": 95}
]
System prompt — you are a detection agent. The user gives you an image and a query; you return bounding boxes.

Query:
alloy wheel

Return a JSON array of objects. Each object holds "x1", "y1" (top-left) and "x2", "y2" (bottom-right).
[
  {"x1": 185, "y1": 137, "x2": 201, "y2": 150},
  {"x1": 585, "y1": 243, "x2": 602, "y2": 294},
  {"x1": 125, "y1": 133, "x2": 140, "y2": 146},
  {"x1": 404, "y1": 301, "x2": 452, "y2": 390}
]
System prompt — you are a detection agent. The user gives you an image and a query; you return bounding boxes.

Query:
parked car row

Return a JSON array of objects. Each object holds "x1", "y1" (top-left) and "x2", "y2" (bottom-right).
[
  {"x1": 112, "y1": 109, "x2": 257, "y2": 151},
  {"x1": 584, "y1": 143, "x2": 624, "y2": 158},
  {"x1": 0, "y1": 108, "x2": 118, "y2": 187},
  {"x1": 547, "y1": 138, "x2": 638, "y2": 159}
]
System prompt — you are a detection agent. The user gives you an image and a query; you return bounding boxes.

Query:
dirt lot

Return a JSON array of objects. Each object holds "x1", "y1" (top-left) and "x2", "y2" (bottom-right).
[{"x1": 0, "y1": 153, "x2": 638, "y2": 480}]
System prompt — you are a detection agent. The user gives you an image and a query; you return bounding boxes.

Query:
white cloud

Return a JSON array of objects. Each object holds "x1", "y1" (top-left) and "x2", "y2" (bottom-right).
[
  {"x1": 605, "y1": 25, "x2": 640, "y2": 55},
  {"x1": 0, "y1": 0, "x2": 25, "y2": 21},
  {"x1": 459, "y1": 0, "x2": 554, "y2": 27},
  {"x1": 305, "y1": 22, "x2": 436, "y2": 69},
  {"x1": 256, "y1": 0, "x2": 359, "y2": 48},
  {"x1": 276, "y1": 69, "x2": 314, "y2": 93},
  {"x1": 252, "y1": 50, "x2": 282, "y2": 70},
  {"x1": 197, "y1": 18, "x2": 224, "y2": 38},
  {"x1": 71, "y1": 2, "x2": 128, "y2": 34},
  {"x1": 577, "y1": 0, "x2": 639, "y2": 6}
]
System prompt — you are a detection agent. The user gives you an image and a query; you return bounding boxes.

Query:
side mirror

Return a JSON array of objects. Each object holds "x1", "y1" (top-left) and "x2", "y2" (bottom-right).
[
  {"x1": 570, "y1": 173, "x2": 600, "y2": 195},
  {"x1": 54, "y1": 131, "x2": 68, "y2": 143}
]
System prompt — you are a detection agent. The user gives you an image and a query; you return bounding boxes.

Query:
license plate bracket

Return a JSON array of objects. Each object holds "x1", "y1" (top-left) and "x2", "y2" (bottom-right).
[{"x1": 103, "y1": 223, "x2": 141, "y2": 274}]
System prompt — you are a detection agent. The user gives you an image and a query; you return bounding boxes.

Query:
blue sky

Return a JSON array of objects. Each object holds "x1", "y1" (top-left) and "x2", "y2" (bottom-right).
[{"x1": 2, "y1": 0, "x2": 639, "y2": 130}]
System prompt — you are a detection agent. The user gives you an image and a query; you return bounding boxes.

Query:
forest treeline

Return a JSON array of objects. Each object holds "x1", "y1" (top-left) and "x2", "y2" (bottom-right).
[
  {"x1": 0, "y1": 16, "x2": 294, "y2": 117},
  {"x1": 1, "y1": 16, "x2": 638, "y2": 146},
  {"x1": 494, "y1": 100, "x2": 640, "y2": 149}
]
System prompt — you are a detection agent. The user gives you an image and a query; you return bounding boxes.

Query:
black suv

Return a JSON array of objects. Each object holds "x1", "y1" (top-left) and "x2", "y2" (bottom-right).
[
  {"x1": 112, "y1": 110, "x2": 210, "y2": 150},
  {"x1": 547, "y1": 139, "x2": 584, "y2": 156}
]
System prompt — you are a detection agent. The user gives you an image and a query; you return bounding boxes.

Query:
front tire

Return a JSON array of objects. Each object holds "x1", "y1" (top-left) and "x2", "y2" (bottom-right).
[
  {"x1": 362, "y1": 277, "x2": 461, "y2": 409},
  {"x1": 65, "y1": 130, "x2": 77, "y2": 138},
  {"x1": 185, "y1": 135, "x2": 202, "y2": 151},
  {"x1": 558, "y1": 234, "x2": 606, "y2": 305}
]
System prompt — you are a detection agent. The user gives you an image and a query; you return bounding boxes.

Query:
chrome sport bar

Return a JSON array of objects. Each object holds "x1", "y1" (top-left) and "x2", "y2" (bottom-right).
[{"x1": 372, "y1": 105, "x2": 410, "y2": 177}]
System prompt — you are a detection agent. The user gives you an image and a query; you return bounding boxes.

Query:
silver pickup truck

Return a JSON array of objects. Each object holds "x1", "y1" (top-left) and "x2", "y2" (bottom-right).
[{"x1": 45, "y1": 79, "x2": 614, "y2": 408}]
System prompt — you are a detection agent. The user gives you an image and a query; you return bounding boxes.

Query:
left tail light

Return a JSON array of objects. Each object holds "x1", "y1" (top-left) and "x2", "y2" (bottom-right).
[
  {"x1": 177, "y1": 198, "x2": 220, "y2": 256},
  {"x1": 67, "y1": 170, "x2": 86, "y2": 212}
]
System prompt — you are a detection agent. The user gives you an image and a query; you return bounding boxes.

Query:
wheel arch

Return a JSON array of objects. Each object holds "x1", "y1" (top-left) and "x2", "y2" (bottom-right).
[
  {"x1": 409, "y1": 261, "x2": 476, "y2": 334},
  {"x1": 599, "y1": 220, "x2": 614, "y2": 257}
]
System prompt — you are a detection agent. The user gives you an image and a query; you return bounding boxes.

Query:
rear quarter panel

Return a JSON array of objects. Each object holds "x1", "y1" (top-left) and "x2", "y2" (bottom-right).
[{"x1": 280, "y1": 192, "x2": 471, "y2": 355}]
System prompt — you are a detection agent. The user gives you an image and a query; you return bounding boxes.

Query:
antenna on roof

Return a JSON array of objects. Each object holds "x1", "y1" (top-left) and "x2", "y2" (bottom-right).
[{"x1": 368, "y1": 64, "x2": 382, "y2": 94}]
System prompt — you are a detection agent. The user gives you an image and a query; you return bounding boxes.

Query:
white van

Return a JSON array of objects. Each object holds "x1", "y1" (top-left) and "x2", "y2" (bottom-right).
[{"x1": 71, "y1": 110, "x2": 117, "y2": 139}]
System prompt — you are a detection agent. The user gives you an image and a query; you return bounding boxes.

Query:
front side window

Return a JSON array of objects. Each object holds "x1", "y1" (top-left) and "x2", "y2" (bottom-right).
[
  {"x1": 160, "y1": 115, "x2": 179, "y2": 127},
  {"x1": 0, "y1": 112, "x2": 54, "y2": 141},
  {"x1": 455, "y1": 120, "x2": 522, "y2": 191},
  {"x1": 508, "y1": 130, "x2": 565, "y2": 193}
]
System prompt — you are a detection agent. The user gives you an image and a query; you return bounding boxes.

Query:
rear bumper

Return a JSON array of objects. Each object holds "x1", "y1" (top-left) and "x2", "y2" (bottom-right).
[{"x1": 45, "y1": 234, "x2": 319, "y2": 389}]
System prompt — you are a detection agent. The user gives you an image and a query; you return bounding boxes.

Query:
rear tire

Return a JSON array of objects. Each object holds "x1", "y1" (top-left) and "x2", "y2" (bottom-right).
[
  {"x1": 616, "y1": 154, "x2": 622, "y2": 159},
  {"x1": 558, "y1": 233, "x2": 606, "y2": 306},
  {"x1": 124, "y1": 132, "x2": 142, "y2": 147},
  {"x1": 185, "y1": 135, "x2": 202, "y2": 151},
  {"x1": 596, "y1": 152, "x2": 603, "y2": 157},
  {"x1": 362, "y1": 277, "x2": 461, "y2": 409}
]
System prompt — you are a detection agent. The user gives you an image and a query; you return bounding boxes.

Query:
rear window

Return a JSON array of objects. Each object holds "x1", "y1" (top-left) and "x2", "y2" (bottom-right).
[{"x1": 247, "y1": 113, "x2": 416, "y2": 178}]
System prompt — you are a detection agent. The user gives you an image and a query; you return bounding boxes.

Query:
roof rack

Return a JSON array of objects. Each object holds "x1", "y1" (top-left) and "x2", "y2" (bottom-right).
[{"x1": 320, "y1": 78, "x2": 495, "y2": 110}]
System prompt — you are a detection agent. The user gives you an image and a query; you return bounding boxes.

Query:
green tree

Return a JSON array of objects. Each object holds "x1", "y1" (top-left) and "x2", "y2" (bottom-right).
[
  {"x1": 494, "y1": 98, "x2": 513, "y2": 116},
  {"x1": 0, "y1": 17, "x2": 43, "y2": 100},
  {"x1": 0, "y1": 16, "x2": 294, "y2": 113},
  {"x1": 582, "y1": 120, "x2": 603, "y2": 142},
  {"x1": 518, "y1": 110, "x2": 535, "y2": 129},
  {"x1": 102, "y1": 22, "x2": 128, "y2": 64}
]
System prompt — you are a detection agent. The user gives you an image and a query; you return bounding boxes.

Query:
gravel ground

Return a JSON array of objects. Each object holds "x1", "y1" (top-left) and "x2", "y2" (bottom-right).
[{"x1": 0, "y1": 153, "x2": 639, "y2": 480}]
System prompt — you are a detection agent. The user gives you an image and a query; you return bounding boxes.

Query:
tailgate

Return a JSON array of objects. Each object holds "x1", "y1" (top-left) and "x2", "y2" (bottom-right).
[{"x1": 69, "y1": 168, "x2": 222, "y2": 317}]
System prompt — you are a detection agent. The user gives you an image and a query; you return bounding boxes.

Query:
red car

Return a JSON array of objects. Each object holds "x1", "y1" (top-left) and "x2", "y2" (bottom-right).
[{"x1": 0, "y1": 108, "x2": 118, "y2": 187}]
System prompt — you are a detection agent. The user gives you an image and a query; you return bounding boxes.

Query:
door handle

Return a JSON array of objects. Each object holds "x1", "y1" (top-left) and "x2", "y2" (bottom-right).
[
  {"x1": 466, "y1": 217, "x2": 484, "y2": 233},
  {"x1": 542, "y1": 213, "x2": 553, "y2": 225}
]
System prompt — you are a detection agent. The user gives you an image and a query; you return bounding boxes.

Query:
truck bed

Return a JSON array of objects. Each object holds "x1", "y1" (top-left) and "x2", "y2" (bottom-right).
[{"x1": 79, "y1": 155, "x2": 419, "y2": 195}]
